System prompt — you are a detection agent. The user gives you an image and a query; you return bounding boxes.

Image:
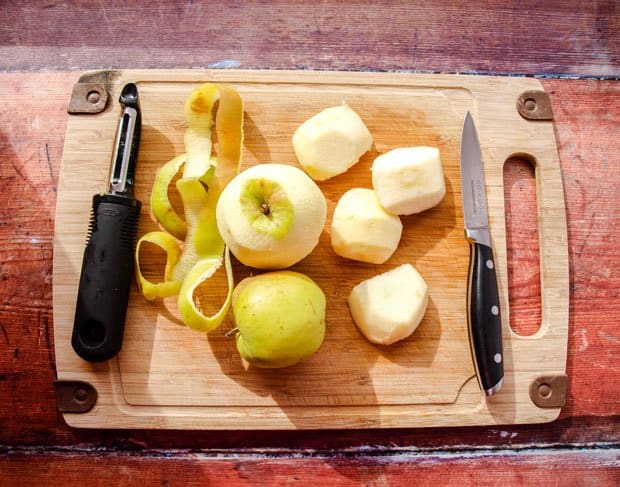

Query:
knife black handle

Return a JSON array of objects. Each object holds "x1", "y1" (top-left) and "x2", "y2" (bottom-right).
[
  {"x1": 468, "y1": 242, "x2": 504, "y2": 395},
  {"x1": 71, "y1": 193, "x2": 141, "y2": 362}
]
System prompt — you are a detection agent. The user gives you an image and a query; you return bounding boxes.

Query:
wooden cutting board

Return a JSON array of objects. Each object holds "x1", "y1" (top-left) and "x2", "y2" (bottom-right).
[{"x1": 53, "y1": 69, "x2": 568, "y2": 429}]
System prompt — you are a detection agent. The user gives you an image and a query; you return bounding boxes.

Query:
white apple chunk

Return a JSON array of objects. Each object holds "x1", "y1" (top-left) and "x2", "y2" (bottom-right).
[
  {"x1": 292, "y1": 104, "x2": 373, "y2": 181},
  {"x1": 371, "y1": 146, "x2": 446, "y2": 215},
  {"x1": 348, "y1": 264, "x2": 429, "y2": 345},
  {"x1": 216, "y1": 164, "x2": 327, "y2": 269},
  {"x1": 331, "y1": 188, "x2": 402, "y2": 264}
]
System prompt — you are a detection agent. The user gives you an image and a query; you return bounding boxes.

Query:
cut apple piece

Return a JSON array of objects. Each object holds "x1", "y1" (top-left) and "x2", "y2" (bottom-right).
[
  {"x1": 292, "y1": 104, "x2": 373, "y2": 181},
  {"x1": 331, "y1": 188, "x2": 402, "y2": 264},
  {"x1": 348, "y1": 264, "x2": 429, "y2": 345},
  {"x1": 371, "y1": 146, "x2": 446, "y2": 215}
]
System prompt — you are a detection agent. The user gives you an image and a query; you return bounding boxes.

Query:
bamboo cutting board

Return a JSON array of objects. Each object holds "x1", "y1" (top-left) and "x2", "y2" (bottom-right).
[{"x1": 53, "y1": 70, "x2": 568, "y2": 429}]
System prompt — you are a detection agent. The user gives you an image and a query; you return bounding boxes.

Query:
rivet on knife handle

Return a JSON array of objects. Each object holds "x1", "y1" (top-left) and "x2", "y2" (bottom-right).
[
  {"x1": 71, "y1": 83, "x2": 142, "y2": 362},
  {"x1": 460, "y1": 111, "x2": 504, "y2": 396}
]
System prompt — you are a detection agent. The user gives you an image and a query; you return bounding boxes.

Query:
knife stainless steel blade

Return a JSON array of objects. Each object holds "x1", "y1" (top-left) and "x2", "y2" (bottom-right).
[{"x1": 460, "y1": 111, "x2": 504, "y2": 396}]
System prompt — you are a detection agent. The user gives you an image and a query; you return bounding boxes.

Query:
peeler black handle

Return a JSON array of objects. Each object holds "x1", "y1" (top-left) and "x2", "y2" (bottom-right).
[{"x1": 71, "y1": 193, "x2": 141, "y2": 362}]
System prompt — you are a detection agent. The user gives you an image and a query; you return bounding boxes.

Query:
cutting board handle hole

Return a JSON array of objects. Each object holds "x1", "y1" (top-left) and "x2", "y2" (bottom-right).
[{"x1": 503, "y1": 155, "x2": 542, "y2": 337}]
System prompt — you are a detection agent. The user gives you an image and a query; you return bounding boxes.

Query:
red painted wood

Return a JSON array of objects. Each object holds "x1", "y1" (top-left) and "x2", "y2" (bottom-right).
[
  {"x1": 0, "y1": 1, "x2": 618, "y2": 76},
  {"x1": 544, "y1": 79, "x2": 620, "y2": 418},
  {"x1": 503, "y1": 158, "x2": 542, "y2": 337},
  {"x1": 0, "y1": 450, "x2": 618, "y2": 486},
  {"x1": 0, "y1": 0, "x2": 618, "y2": 478}
]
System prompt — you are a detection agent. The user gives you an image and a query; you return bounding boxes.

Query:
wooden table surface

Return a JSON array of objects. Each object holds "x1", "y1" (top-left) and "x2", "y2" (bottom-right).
[{"x1": 0, "y1": 1, "x2": 618, "y2": 485}]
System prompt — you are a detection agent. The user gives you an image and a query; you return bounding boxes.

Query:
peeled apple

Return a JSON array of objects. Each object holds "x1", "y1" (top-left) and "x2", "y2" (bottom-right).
[
  {"x1": 371, "y1": 146, "x2": 446, "y2": 215},
  {"x1": 232, "y1": 271, "x2": 326, "y2": 368},
  {"x1": 348, "y1": 264, "x2": 429, "y2": 345},
  {"x1": 216, "y1": 164, "x2": 327, "y2": 269},
  {"x1": 331, "y1": 188, "x2": 402, "y2": 264},
  {"x1": 292, "y1": 104, "x2": 372, "y2": 181}
]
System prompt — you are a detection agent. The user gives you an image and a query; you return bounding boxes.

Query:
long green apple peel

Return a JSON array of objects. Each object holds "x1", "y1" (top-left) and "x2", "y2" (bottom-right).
[
  {"x1": 135, "y1": 84, "x2": 243, "y2": 332},
  {"x1": 149, "y1": 154, "x2": 187, "y2": 240},
  {"x1": 135, "y1": 231, "x2": 182, "y2": 299}
]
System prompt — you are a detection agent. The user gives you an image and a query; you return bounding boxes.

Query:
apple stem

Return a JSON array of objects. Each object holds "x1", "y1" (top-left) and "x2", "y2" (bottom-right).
[
  {"x1": 259, "y1": 202, "x2": 270, "y2": 215},
  {"x1": 225, "y1": 327, "x2": 239, "y2": 338}
]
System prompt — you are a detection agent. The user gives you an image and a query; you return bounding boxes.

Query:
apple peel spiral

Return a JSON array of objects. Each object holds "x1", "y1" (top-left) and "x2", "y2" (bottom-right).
[{"x1": 135, "y1": 83, "x2": 243, "y2": 332}]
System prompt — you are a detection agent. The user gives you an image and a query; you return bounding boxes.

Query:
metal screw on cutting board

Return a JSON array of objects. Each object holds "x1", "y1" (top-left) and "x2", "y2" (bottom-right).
[
  {"x1": 524, "y1": 98, "x2": 537, "y2": 111},
  {"x1": 87, "y1": 91, "x2": 101, "y2": 104},
  {"x1": 74, "y1": 386, "x2": 89, "y2": 403},
  {"x1": 537, "y1": 383, "x2": 551, "y2": 398}
]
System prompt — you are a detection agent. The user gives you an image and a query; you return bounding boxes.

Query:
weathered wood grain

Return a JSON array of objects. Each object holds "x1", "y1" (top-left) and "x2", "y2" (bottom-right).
[
  {"x1": 0, "y1": 73, "x2": 618, "y2": 446},
  {"x1": 0, "y1": 1, "x2": 618, "y2": 77},
  {"x1": 545, "y1": 78, "x2": 620, "y2": 419},
  {"x1": 0, "y1": 449, "x2": 618, "y2": 486}
]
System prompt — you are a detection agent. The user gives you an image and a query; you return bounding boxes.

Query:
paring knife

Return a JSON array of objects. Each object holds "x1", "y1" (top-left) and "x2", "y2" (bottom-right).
[
  {"x1": 71, "y1": 83, "x2": 142, "y2": 362},
  {"x1": 460, "y1": 111, "x2": 504, "y2": 396}
]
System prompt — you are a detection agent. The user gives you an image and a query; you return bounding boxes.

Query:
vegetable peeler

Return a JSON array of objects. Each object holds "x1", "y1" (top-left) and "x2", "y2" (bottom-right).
[{"x1": 71, "y1": 83, "x2": 142, "y2": 362}]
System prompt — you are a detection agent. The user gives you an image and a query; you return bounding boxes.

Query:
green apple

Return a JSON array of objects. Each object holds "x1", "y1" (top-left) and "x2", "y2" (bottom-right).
[
  {"x1": 216, "y1": 164, "x2": 327, "y2": 269},
  {"x1": 232, "y1": 271, "x2": 326, "y2": 368}
]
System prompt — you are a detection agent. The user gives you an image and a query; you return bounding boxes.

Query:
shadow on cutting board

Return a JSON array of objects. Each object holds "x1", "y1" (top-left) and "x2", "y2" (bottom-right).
[
  {"x1": 243, "y1": 112, "x2": 271, "y2": 165},
  {"x1": 372, "y1": 297, "x2": 441, "y2": 368},
  {"x1": 207, "y1": 310, "x2": 382, "y2": 429},
  {"x1": 398, "y1": 176, "x2": 458, "y2": 262},
  {"x1": 117, "y1": 124, "x2": 179, "y2": 384},
  {"x1": 487, "y1": 332, "x2": 517, "y2": 425}
]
